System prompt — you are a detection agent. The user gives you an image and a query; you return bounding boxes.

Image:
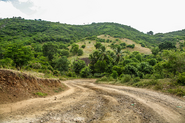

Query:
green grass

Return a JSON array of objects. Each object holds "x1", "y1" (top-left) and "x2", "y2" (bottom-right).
[
  {"x1": 53, "y1": 87, "x2": 64, "y2": 93},
  {"x1": 34, "y1": 92, "x2": 47, "y2": 97}
]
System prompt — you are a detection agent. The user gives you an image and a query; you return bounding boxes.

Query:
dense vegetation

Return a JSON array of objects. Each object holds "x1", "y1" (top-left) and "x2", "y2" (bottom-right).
[{"x1": 0, "y1": 17, "x2": 185, "y2": 96}]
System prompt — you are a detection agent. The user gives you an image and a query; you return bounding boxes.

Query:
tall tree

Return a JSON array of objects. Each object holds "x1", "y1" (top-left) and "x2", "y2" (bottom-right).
[
  {"x1": 42, "y1": 42, "x2": 58, "y2": 61},
  {"x1": 5, "y1": 43, "x2": 33, "y2": 69}
]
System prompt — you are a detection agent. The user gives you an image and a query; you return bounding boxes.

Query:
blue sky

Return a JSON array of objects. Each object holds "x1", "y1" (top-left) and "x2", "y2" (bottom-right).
[{"x1": 0, "y1": 0, "x2": 185, "y2": 34}]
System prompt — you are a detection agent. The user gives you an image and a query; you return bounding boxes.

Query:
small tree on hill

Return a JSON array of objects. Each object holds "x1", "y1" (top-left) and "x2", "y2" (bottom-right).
[{"x1": 94, "y1": 42, "x2": 102, "y2": 49}]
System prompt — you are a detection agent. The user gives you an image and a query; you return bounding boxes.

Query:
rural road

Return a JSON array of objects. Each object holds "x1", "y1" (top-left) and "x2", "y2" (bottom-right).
[{"x1": 0, "y1": 79, "x2": 185, "y2": 123}]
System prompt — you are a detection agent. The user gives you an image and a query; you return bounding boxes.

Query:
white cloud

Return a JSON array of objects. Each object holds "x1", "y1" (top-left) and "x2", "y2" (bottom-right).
[
  {"x1": 0, "y1": 0, "x2": 185, "y2": 33},
  {"x1": 0, "y1": 1, "x2": 28, "y2": 18}
]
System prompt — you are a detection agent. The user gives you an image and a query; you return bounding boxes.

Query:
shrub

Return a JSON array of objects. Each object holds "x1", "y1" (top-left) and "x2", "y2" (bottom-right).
[
  {"x1": 80, "y1": 66, "x2": 91, "y2": 78},
  {"x1": 127, "y1": 44, "x2": 135, "y2": 49},
  {"x1": 77, "y1": 49, "x2": 83, "y2": 56},
  {"x1": 31, "y1": 63, "x2": 42, "y2": 69},
  {"x1": 140, "y1": 43, "x2": 146, "y2": 47},
  {"x1": 168, "y1": 88, "x2": 185, "y2": 96},
  {"x1": 133, "y1": 79, "x2": 158, "y2": 87},
  {"x1": 177, "y1": 72, "x2": 185, "y2": 85},
  {"x1": 67, "y1": 71, "x2": 76, "y2": 77},
  {"x1": 138, "y1": 71, "x2": 144, "y2": 78},
  {"x1": 111, "y1": 71, "x2": 118, "y2": 79},
  {"x1": 147, "y1": 59, "x2": 157, "y2": 66},
  {"x1": 143, "y1": 74, "x2": 151, "y2": 79},
  {"x1": 120, "y1": 42, "x2": 126, "y2": 46},
  {"x1": 72, "y1": 60, "x2": 86, "y2": 74},
  {"x1": 0, "y1": 58, "x2": 13, "y2": 68},
  {"x1": 133, "y1": 77, "x2": 140, "y2": 82},
  {"x1": 53, "y1": 70, "x2": 60, "y2": 76},
  {"x1": 81, "y1": 45, "x2": 86, "y2": 48},
  {"x1": 120, "y1": 75, "x2": 131, "y2": 83},
  {"x1": 94, "y1": 73, "x2": 104, "y2": 78},
  {"x1": 99, "y1": 76, "x2": 109, "y2": 81}
]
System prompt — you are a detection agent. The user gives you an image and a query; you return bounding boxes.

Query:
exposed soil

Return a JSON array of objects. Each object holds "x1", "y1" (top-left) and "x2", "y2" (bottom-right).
[
  {"x1": 0, "y1": 70, "x2": 68, "y2": 104},
  {"x1": 1, "y1": 79, "x2": 185, "y2": 123}
]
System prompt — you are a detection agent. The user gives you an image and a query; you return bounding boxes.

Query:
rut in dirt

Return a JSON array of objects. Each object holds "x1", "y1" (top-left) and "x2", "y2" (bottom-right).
[{"x1": 0, "y1": 79, "x2": 185, "y2": 123}]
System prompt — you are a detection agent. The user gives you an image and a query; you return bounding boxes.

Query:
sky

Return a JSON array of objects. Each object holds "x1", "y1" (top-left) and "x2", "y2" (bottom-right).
[{"x1": 0, "y1": 0, "x2": 185, "y2": 34}]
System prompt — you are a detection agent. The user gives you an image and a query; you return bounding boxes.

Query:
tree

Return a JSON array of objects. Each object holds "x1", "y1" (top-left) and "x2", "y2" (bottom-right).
[
  {"x1": 59, "y1": 49, "x2": 69, "y2": 57},
  {"x1": 42, "y1": 42, "x2": 58, "y2": 61},
  {"x1": 59, "y1": 44, "x2": 68, "y2": 49},
  {"x1": 71, "y1": 44, "x2": 79, "y2": 55},
  {"x1": 5, "y1": 43, "x2": 33, "y2": 69},
  {"x1": 147, "y1": 31, "x2": 153, "y2": 35},
  {"x1": 124, "y1": 65, "x2": 138, "y2": 77},
  {"x1": 78, "y1": 49, "x2": 83, "y2": 56},
  {"x1": 54, "y1": 56, "x2": 70, "y2": 72},
  {"x1": 81, "y1": 45, "x2": 86, "y2": 48},
  {"x1": 151, "y1": 47, "x2": 159, "y2": 56},
  {"x1": 112, "y1": 65, "x2": 122, "y2": 75},
  {"x1": 138, "y1": 62, "x2": 153, "y2": 74},
  {"x1": 111, "y1": 70, "x2": 118, "y2": 79},
  {"x1": 72, "y1": 60, "x2": 86, "y2": 74},
  {"x1": 94, "y1": 42, "x2": 102, "y2": 49},
  {"x1": 127, "y1": 44, "x2": 135, "y2": 49},
  {"x1": 147, "y1": 58, "x2": 157, "y2": 66},
  {"x1": 158, "y1": 41, "x2": 176, "y2": 51},
  {"x1": 80, "y1": 66, "x2": 91, "y2": 78},
  {"x1": 94, "y1": 60, "x2": 107, "y2": 73}
]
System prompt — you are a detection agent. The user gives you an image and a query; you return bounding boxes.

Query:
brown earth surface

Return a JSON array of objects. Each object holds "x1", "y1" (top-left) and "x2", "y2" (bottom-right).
[
  {"x1": 1, "y1": 79, "x2": 185, "y2": 123},
  {"x1": 0, "y1": 70, "x2": 68, "y2": 104}
]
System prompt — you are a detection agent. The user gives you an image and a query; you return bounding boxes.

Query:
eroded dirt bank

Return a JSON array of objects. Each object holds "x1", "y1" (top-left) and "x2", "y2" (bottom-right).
[
  {"x1": 0, "y1": 70, "x2": 68, "y2": 104},
  {"x1": 1, "y1": 79, "x2": 185, "y2": 123}
]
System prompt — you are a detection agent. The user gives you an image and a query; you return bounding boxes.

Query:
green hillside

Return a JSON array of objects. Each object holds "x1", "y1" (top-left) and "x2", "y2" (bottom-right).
[{"x1": 1, "y1": 17, "x2": 184, "y2": 48}]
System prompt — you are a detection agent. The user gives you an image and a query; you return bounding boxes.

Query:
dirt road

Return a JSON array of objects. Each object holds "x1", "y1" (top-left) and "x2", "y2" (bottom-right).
[{"x1": 0, "y1": 79, "x2": 185, "y2": 123}]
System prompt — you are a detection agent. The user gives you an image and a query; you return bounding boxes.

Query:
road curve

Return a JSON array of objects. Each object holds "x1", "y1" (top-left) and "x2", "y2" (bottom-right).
[{"x1": 0, "y1": 79, "x2": 185, "y2": 123}]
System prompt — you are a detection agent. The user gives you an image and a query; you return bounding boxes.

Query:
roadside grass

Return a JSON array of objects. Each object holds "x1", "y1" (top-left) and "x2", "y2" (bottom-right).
[
  {"x1": 96, "y1": 77, "x2": 185, "y2": 97},
  {"x1": 53, "y1": 87, "x2": 64, "y2": 93},
  {"x1": 34, "y1": 92, "x2": 47, "y2": 97}
]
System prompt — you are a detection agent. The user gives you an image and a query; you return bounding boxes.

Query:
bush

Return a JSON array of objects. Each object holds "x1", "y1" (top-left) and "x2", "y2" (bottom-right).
[
  {"x1": 67, "y1": 71, "x2": 76, "y2": 77},
  {"x1": 111, "y1": 71, "x2": 118, "y2": 79},
  {"x1": 80, "y1": 66, "x2": 91, "y2": 78},
  {"x1": 140, "y1": 43, "x2": 146, "y2": 47},
  {"x1": 177, "y1": 72, "x2": 185, "y2": 85},
  {"x1": 78, "y1": 49, "x2": 83, "y2": 56},
  {"x1": 127, "y1": 44, "x2": 135, "y2": 49},
  {"x1": 168, "y1": 88, "x2": 185, "y2": 96},
  {"x1": 133, "y1": 77, "x2": 140, "y2": 82},
  {"x1": 0, "y1": 58, "x2": 13, "y2": 68},
  {"x1": 143, "y1": 74, "x2": 151, "y2": 79},
  {"x1": 72, "y1": 60, "x2": 86, "y2": 74},
  {"x1": 99, "y1": 76, "x2": 109, "y2": 81},
  {"x1": 94, "y1": 73, "x2": 104, "y2": 78},
  {"x1": 31, "y1": 63, "x2": 42, "y2": 69},
  {"x1": 81, "y1": 45, "x2": 86, "y2": 48},
  {"x1": 138, "y1": 71, "x2": 144, "y2": 78},
  {"x1": 53, "y1": 70, "x2": 60, "y2": 76},
  {"x1": 133, "y1": 79, "x2": 158, "y2": 87},
  {"x1": 120, "y1": 75, "x2": 131, "y2": 83}
]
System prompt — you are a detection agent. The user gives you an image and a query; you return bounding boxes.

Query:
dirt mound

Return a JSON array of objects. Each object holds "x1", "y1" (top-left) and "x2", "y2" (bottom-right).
[{"x1": 0, "y1": 70, "x2": 68, "y2": 104}]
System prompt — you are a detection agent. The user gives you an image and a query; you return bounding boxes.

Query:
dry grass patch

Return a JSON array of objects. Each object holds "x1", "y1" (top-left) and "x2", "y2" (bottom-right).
[{"x1": 98, "y1": 35, "x2": 152, "y2": 54}]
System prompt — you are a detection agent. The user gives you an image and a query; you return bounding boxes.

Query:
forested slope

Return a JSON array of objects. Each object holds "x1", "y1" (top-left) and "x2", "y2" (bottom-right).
[{"x1": 1, "y1": 17, "x2": 184, "y2": 47}]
